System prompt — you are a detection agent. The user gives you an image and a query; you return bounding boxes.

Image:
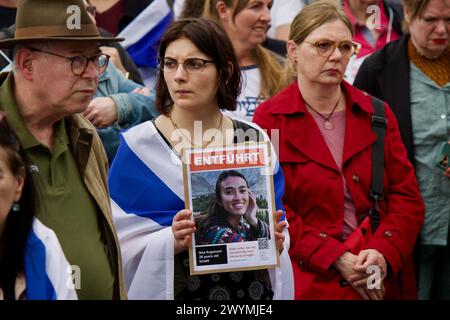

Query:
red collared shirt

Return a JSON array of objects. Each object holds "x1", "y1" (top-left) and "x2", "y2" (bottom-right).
[{"x1": 343, "y1": 0, "x2": 400, "y2": 58}]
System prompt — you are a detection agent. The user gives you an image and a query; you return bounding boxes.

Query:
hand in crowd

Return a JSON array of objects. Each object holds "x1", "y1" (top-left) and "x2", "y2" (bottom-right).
[
  {"x1": 83, "y1": 97, "x2": 118, "y2": 128},
  {"x1": 351, "y1": 249, "x2": 387, "y2": 282},
  {"x1": 334, "y1": 250, "x2": 386, "y2": 300},
  {"x1": 132, "y1": 87, "x2": 151, "y2": 96},
  {"x1": 172, "y1": 209, "x2": 196, "y2": 255},
  {"x1": 274, "y1": 210, "x2": 287, "y2": 255},
  {"x1": 100, "y1": 46, "x2": 128, "y2": 77}
]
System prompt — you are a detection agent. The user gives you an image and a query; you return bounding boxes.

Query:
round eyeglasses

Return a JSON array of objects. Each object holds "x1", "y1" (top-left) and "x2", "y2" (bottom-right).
[
  {"x1": 160, "y1": 58, "x2": 215, "y2": 74},
  {"x1": 305, "y1": 40, "x2": 361, "y2": 58},
  {"x1": 28, "y1": 47, "x2": 110, "y2": 76}
]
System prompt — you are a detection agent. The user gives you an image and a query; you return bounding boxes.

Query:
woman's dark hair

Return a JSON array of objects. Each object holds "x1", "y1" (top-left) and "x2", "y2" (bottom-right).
[
  {"x1": 0, "y1": 112, "x2": 36, "y2": 297},
  {"x1": 155, "y1": 17, "x2": 242, "y2": 115},
  {"x1": 179, "y1": 0, "x2": 206, "y2": 19},
  {"x1": 196, "y1": 170, "x2": 248, "y2": 234}
]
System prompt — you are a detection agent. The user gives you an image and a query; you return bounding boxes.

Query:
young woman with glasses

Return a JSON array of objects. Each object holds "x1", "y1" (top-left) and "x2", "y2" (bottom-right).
[
  {"x1": 253, "y1": 0, "x2": 425, "y2": 300},
  {"x1": 108, "y1": 17, "x2": 294, "y2": 300}
]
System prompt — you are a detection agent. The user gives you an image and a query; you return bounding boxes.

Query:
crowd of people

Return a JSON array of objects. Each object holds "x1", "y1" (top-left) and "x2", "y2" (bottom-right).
[{"x1": 0, "y1": 0, "x2": 448, "y2": 301}]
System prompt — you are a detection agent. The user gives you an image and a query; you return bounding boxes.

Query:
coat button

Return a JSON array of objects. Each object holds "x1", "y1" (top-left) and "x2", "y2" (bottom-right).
[
  {"x1": 352, "y1": 174, "x2": 360, "y2": 183},
  {"x1": 319, "y1": 232, "x2": 327, "y2": 238},
  {"x1": 298, "y1": 260, "x2": 305, "y2": 268},
  {"x1": 384, "y1": 230, "x2": 393, "y2": 237}
]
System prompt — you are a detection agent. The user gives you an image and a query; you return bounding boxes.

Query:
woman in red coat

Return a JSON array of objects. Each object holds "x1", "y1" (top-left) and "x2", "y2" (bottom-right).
[{"x1": 253, "y1": 0, "x2": 425, "y2": 300}]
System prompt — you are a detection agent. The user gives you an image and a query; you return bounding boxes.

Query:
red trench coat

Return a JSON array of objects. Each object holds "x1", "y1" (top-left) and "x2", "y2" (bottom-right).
[{"x1": 254, "y1": 81, "x2": 425, "y2": 300}]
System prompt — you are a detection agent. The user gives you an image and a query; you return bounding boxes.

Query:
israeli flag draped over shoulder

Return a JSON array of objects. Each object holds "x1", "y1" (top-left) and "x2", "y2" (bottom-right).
[
  {"x1": 118, "y1": 0, "x2": 173, "y2": 88},
  {"x1": 24, "y1": 219, "x2": 78, "y2": 300},
  {"x1": 108, "y1": 116, "x2": 294, "y2": 300}
]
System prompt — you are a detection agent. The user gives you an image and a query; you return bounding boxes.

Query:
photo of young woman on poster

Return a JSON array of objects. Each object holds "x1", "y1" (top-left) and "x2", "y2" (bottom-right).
[{"x1": 194, "y1": 170, "x2": 270, "y2": 245}]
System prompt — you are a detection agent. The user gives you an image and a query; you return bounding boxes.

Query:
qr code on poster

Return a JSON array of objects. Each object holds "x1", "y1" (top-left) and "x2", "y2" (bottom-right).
[{"x1": 258, "y1": 238, "x2": 269, "y2": 250}]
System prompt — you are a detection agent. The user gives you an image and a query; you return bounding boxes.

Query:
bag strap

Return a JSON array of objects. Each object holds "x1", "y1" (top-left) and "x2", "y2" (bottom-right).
[{"x1": 368, "y1": 96, "x2": 387, "y2": 233}]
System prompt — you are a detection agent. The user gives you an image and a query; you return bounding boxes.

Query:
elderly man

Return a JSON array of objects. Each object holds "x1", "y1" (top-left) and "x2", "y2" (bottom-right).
[{"x1": 0, "y1": 0, "x2": 126, "y2": 299}]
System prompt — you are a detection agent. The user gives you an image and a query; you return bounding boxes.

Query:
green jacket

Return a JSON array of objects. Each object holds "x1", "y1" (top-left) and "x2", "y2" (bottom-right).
[{"x1": 0, "y1": 72, "x2": 127, "y2": 300}]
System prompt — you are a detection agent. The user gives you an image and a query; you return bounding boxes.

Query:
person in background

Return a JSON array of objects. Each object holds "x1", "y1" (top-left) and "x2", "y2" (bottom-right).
[
  {"x1": 354, "y1": 0, "x2": 450, "y2": 300},
  {"x1": 82, "y1": 0, "x2": 158, "y2": 164},
  {"x1": 0, "y1": 0, "x2": 145, "y2": 85},
  {"x1": 89, "y1": 0, "x2": 153, "y2": 35},
  {"x1": 177, "y1": 0, "x2": 205, "y2": 18},
  {"x1": 108, "y1": 17, "x2": 293, "y2": 300},
  {"x1": 0, "y1": 0, "x2": 127, "y2": 299},
  {"x1": 82, "y1": 62, "x2": 158, "y2": 164},
  {"x1": 84, "y1": 0, "x2": 144, "y2": 84},
  {"x1": 0, "y1": 112, "x2": 77, "y2": 300},
  {"x1": 254, "y1": 0, "x2": 424, "y2": 300},
  {"x1": 342, "y1": 0, "x2": 403, "y2": 82},
  {"x1": 0, "y1": 0, "x2": 17, "y2": 30},
  {"x1": 203, "y1": 0, "x2": 285, "y2": 122},
  {"x1": 267, "y1": 0, "x2": 305, "y2": 41},
  {"x1": 344, "y1": 0, "x2": 403, "y2": 58},
  {"x1": 178, "y1": 0, "x2": 288, "y2": 56}
]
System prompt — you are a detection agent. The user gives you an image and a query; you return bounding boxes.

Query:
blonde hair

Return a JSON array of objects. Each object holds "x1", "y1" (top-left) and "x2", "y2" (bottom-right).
[
  {"x1": 282, "y1": 0, "x2": 354, "y2": 86},
  {"x1": 402, "y1": 0, "x2": 431, "y2": 33},
  {"x1": 203, "y1": 0, "x2": 285, "y2": 98}
]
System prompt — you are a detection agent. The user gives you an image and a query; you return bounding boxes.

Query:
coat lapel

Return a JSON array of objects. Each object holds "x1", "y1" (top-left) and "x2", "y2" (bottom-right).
[
  {"x1": 342, "y1": 103, "x2": 377, "y2": 165},
  {"x1": 286, "y1": 113, "x2": 340, "y2": 171},
  {"x1": 271, "y1": 83, "x2": 339, "y2": 171}
]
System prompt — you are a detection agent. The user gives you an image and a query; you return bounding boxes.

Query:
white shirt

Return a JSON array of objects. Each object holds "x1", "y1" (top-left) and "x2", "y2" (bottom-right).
[
  {"x1": 267, "y1": 0, "x2": 305, "y2": 38},
  {"x1": 224, "y1": 66, "x2": 265, "y2": 123}
]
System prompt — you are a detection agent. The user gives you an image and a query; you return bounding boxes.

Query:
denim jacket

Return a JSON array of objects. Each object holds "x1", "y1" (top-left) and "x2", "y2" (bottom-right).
[{"x1": 95, "y1": 63, "x2": 157, "y2": 164}]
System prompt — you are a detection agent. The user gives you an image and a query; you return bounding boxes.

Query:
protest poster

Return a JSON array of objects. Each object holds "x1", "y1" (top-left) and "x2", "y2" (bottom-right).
[{"x1": 183, "y1": 142, "x2": 279, "y2": 275}]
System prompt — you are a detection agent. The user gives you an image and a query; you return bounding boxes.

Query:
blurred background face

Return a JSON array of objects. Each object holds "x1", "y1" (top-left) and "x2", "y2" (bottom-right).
[
  {"x1": 0, "y1": 147, "x2": 24, "y2": 233},
  {"x1": 163, "y1": 37, "x2": 219, "y2": 111},
  {"x1": 220, "y1": 0, "x2": 272, "y2": 50},
  {"x1": 218, "y1": 176, "x2": 249, "y2": 216},
  {"x1": 406, "y1": 0, "x2": 450, "y2": 58},
  {"x1": 289, "y1": 19, "x2": 354, "y2": 86}
]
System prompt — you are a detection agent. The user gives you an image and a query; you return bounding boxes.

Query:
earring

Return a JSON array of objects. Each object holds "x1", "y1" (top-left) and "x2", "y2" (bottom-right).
[{"x1": 12, "y1": 202, "x2": 20, "y2": 212}]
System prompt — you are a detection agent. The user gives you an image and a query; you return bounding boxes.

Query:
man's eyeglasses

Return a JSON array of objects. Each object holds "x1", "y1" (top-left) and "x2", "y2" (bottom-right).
[
  {"x1": 160, "y1": 58, "x2": 215, "y2": 74},
  {"x1": 305, "y1": 40, "x2": 361, "y2": 58},
  {"x1": 28, "y1": 47, "x2": 110, "y2": 76}
]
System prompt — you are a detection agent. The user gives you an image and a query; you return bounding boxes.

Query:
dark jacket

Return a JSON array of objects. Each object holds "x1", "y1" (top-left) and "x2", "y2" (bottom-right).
[{"x1": 353, "y1": 36, "x2": 414, "y2": 165}]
